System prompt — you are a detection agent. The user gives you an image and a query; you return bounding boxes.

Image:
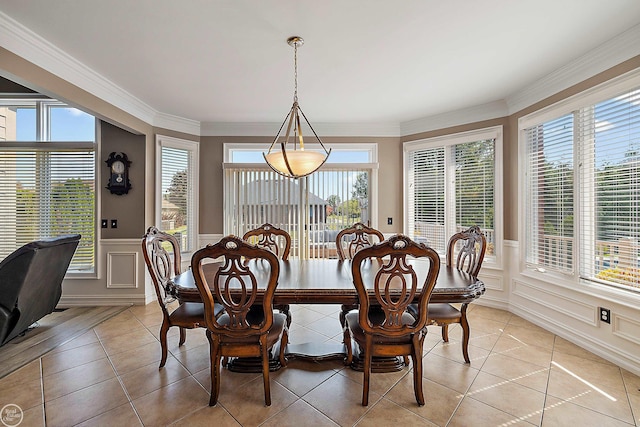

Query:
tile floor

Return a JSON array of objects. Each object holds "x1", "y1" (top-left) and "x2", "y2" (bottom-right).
[{"x1": 1, "y1": 303, "x2": 639, "y2": 426}]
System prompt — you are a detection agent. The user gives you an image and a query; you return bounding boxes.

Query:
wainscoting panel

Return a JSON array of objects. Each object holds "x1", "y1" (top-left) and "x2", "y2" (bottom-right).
[
  {"x1": 512, "y1": 279, "x2": 597, "y2": 326},
  {"x1": 613, "y1": 313, "x2": 640, "y2": 346},
  {"x1": 107, "y1": 252, "x2": 138, "y2": 289}
]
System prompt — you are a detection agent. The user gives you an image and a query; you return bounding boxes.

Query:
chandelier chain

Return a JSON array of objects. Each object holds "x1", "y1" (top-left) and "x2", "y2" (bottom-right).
[{"x1": 293, "y1": 42, "x2": 298, "y2": 103}]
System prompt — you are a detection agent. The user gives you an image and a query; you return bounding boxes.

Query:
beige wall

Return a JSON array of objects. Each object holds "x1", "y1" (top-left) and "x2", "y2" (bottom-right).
[
  {"x1": 2, "y1": 45, "x2": 639, "y2": 243},
  {"x1": 0, "y1": 47, "x2": 154, "y2": 239}
]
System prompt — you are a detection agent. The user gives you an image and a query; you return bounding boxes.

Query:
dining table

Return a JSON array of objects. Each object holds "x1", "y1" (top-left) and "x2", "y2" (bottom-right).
[{"x1": 170, "y1": 257, "x2": 485, "y2": 372}]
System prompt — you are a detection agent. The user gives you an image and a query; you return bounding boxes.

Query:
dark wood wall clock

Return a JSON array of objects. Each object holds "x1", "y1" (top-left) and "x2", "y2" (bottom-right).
[{"x1": 105, "y1": 152, "x2": 132, "y2": 195}]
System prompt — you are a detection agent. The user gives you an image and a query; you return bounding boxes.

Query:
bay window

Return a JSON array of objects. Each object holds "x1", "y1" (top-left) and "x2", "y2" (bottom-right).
[{"x1": 521, "y1": 71, "x2": 640, "y2": 291}]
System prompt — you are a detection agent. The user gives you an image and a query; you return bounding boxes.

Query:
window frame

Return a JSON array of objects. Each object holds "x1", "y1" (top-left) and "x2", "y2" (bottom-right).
[
  {"x1": 403, "y1": 126, "x2": 504, "y2": 269},
  {"x1": 155, "y1": 135, "x2": 199, "y2": 258},
  {"x1": 518, "y1": 68, "x2": 640, "y2": 292},
  {"x1": 0, "y1": 99, "x2": 98, "y2": 276},
  {"x1": 224, "y1": 142, "x2": 379, "y2": 258}
]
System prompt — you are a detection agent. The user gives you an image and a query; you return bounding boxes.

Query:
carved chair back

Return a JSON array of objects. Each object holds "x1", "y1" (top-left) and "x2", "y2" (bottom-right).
[
  {"x1": 351, "y1": 234, "x2": 440, "y2": 336},
  {"x1": 336, "y1": 222, "x2": 384, "y2": 261},
  {"x1": 446, "y1": 225, "x2": 487, "y2": 277},
  {"x1": 243, "y1": 223, "x2": 291, "y2": 261},
  {"x1": 141, "y1": 226, "x2": 182, "y2": 316},
  {"x1": 191, "y1": 235, "x2": 279, "y2": 337}
]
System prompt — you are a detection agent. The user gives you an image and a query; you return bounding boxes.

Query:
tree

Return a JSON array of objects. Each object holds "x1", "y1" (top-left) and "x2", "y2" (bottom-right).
[
  {"x1": 352, "y1": 173, "x2": 368, "y2": 209},
  {"x1": 166, "y1": 170, "x2": 188, "y2": 222},
  {"x1": 326, "y1": 195, "x2": 341, "y2": 216}
]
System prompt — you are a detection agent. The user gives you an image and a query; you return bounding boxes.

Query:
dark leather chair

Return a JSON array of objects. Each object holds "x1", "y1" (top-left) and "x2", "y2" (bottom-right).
[
  {"x1": 243, "y1": 223, "x2": 292, "y2": 326},
  {"x1": 335, "y1": 222, "x2": 384, "y2": 261},
  {"x1": 409, "y1": 225, "x2": 487, "y2": 363},
  {"x1": 141, "y1": 226, "x2": 222, "y2": 368},
  {"x1": 0, "y1": 234, "x2": 80, "y2": 346},
  {"x1": 191, "y1": 235, "x2": 288, "y2": 406},
  {"x1": 344, "y1": 235, "x2": 440, "y2": 406}
]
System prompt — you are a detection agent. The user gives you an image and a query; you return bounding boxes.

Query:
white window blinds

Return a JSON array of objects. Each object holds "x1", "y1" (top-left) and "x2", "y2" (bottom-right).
[
  {"x1": 224, "y1": 164, "x2": 374, "y2": 259},
  {"x1": 0, "y1": 146, "x2": 96, "y2": 271},
  {"x1": 159, "y1": 142, "x2": 198, "y2": 253},
  {"x1": 524, "y1": 114, "x2": 574, "y2": 273},
  {"x1": 406, "y1": 134, "x2": 497, "y2": 259},
  {"x1": 578, "y1": 88, "x2": 640, "y2": 290},
  {"x1": 522, "y1": 80, "x2": 640, "y2": 292}
]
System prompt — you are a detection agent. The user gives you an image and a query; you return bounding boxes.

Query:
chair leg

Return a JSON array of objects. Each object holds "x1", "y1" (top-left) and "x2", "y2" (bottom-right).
[
  {"x1": 343, "y1": 325, "x2": 353, "y2": 366},
  {"x1": 441, "y1": 323, "x2": 449, "y2": 342},
  {"x1": 178, "y1": 327, "x2": 187, "y2": 346},
  {"x1": 208, "y1": 331, "x2": 221, "y2": 406},
  {"x1": 159, "y1": 320, "x2": 170, "y2": 368},
  {"x1": 460, "y1": 303, "x2": 470, "y2": 363},
  {"x1": 279, "y1": 327, "x2": 289, "y2": 367},
  {"x1": 362, "y1": 336, "x2": 372, "y2": 406},
  {"x1": 261, "y1": 337, "x2": 272, "y2": 406},
  {"x1": 412, "y1": 334, "x2": 425, "y2": 406}
]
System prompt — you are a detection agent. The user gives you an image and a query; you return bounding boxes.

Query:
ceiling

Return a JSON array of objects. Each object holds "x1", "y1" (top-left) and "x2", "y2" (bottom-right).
[{"x1": 1, "y1": 0, "x2": 640, "y2": 135}]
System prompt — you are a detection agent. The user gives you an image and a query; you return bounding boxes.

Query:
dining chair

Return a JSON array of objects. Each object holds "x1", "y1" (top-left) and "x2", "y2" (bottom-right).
[
  {"x1": 242, "y1": 223, "x2": 291, "y2": 260},
  {"x1": 344, "y1": 234, "x2": 440, "y2": 406},
  {"x1": 191, "y1": 235, "x2": 288, "y2": 406},
  {"x1": 336, "y1": 222, "x2": 386, "y2": 327},
  {"x1": 335, "y1": 222, "x2": 385, "y2": 261},
  {"x1": 243, "y1": 223, "x2": 292, "y2": 326},
  {"x1": 141, "y1": 226, "x2": 222, "y2": 368},
  {"x1": 409, "y1": 225, "x2": 487, "y2": 363}
]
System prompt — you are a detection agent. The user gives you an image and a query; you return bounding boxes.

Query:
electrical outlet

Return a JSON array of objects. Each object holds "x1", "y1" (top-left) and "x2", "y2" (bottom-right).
[
  {"x1": 387, "y1": 217, "x2": 392, "y2": 225},
  {"x1": 111, "y1": 219, "x2": 118, "y2": 229},
  {"x1": 599, "y1": 307, "x2": 611, "y2": 324},
  {"x1": 101, "y1": 219, "x2": 108, "y2": 228}
]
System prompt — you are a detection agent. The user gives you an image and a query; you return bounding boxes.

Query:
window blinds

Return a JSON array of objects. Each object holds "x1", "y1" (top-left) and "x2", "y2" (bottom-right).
[
  {"x1": 0, "y1": 146, "x2": 95, "y2": 271},
  {"x1": 160, "y1": 146, "x2": 196, "y2": 252},
  {"x1": 407, "y1": 139, "x2": 495, "y2": 256},
  {"x1": 578, "y1": 88, "x2": 640, "y2": 289},
  {"x1": 524, "y1": 114, "x2": 574, "y2": 273},
  {"x1": 223, "y1": 165, "x2": 373, "y2": 259}
]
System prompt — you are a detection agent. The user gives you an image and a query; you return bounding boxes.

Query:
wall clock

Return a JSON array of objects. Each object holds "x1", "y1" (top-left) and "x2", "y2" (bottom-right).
[{"x1": 105, "y1": 152, "x2": 131, "y2": 195}]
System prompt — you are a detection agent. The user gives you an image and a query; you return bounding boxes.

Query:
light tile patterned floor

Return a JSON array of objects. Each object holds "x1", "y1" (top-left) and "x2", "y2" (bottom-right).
[{"x1": 1, "y1": 303, "x2": 639, "y2": 426}]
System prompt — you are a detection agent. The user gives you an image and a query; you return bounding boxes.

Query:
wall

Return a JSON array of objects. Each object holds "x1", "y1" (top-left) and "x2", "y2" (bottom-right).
[{"x1": 0, "y1": 47, "x2": 156, "y2": 306}]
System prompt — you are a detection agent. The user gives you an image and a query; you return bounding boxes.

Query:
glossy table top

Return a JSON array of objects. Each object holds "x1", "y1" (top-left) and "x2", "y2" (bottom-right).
[{"x1": 171, "y1": 258, "x2": 485, "y2": 305}]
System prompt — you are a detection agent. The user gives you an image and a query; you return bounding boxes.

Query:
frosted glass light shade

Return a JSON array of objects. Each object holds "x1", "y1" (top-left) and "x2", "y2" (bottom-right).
[{"x1": 264, "y1": 149, "x2": 326, "y2": 178}]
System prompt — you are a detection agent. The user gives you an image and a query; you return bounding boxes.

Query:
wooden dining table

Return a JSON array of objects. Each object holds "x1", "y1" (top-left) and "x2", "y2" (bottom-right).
[{"x1": 170, "y1": 258, "x2": 484, "y2": 371}]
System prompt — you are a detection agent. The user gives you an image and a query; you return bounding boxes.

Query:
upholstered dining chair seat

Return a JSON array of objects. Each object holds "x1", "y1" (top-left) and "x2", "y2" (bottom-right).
[
  {"x1": 215, "y1": 312, "x2": 287, "y2": 344},
  {"x1": 169, "y1": 302, "x2": 214, "y2": 325},
  {"x1": 345, "y1": 310, "x2": 417, "y2": 344},
  {"x1": 426, "y1": 303, "x2": 462, "y2": 321}
]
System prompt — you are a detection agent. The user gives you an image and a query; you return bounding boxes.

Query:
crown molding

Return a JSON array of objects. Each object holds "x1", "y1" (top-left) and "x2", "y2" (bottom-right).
[
  {"x1": 201, "y1": 121, "x2": 401, "y2": 137},
  {"x1": 400, "y1": 100, "x2": 509, "y2": 136},
  {"x1": 153, "y1": 111, "x2": 202, "y2": 135},
  {"x1": 0, "y1": 11, "x2": 164, "y2": 126},
  {"x1": 2, "y1": 10, "x2": 638, "y2": 138},
  {"x1": 506, "y1": 24, "x2": 640, "y2": 114}
]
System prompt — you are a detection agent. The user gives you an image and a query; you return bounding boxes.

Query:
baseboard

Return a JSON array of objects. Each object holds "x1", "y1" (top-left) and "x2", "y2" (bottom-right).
[{"x1": 58, "y1": 295, "x2": 145, "y2": 307}]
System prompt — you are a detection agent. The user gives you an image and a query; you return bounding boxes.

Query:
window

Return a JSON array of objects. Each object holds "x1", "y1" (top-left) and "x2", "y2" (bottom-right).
[
  {"x1": 404, "y1": 127, "x2": 503, "y2": 265},
  {"x1": 224, "y1": 144, "x2": 377, "y2": 259},
  {"x1": 156, "y1": 135, "x2": 198, "y2": 254},
  {"x1": 521, "y1": 71, "x2": 640, "y2": 291},
  {"x1": 0, "y1": 100, "x2": 96, "y2": 273}
]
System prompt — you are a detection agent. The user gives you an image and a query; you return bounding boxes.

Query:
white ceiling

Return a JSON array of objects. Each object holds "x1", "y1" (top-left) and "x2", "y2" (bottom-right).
[{"x1": 1, "y1": 0, "x2": 640, "y2": 135}]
